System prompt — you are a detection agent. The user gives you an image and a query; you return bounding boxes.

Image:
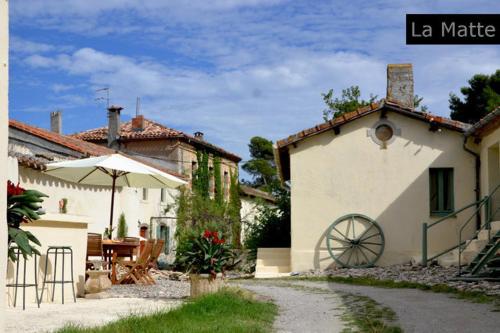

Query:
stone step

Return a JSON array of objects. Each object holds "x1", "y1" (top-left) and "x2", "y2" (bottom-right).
[
  {"x1": 256, "y1": 258, "x2": 290, "y2": 266},
  {"x1": 255, "y1": 265, "x2": 291, "y2": 274},
  {"x1": 437, "y1": 248, "x2": 478, "y2": 267}
]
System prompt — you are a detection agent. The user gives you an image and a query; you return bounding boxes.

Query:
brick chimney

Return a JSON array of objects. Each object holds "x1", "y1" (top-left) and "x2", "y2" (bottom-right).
[
  {"x1": 194, "y1": 131, "x2": 204, "y2": 140},
  {"x1": 107, "y1": 105, "x2": 123, "y2": 148},
  {"x1": 50, "y1": 110, "x2": 62, "y2": 134},
  {"x1": 386, "y1": 64, "x2": 414, "y2": 109},
  {"x1": 131, "y1": 115, "x2": 145, "y2": 131}
]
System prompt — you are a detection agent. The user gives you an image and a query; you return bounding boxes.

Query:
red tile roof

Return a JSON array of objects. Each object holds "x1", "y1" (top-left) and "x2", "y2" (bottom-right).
[
  {"x1": 9, "y1": 119, "x2": 186, "y2": 179},
  {"x1": 240, "y1": 185, "x2": 276, "y2": 203},
  {"x1": 72, "y1": 118, "x2": 241, "y2": 162},
  {"x1": 275, "y1": 100, "x2": 471, "y2": 182},
  {"x1": 465, "y1": 106, "x2": 500, "y2": 138},
  {"x1": 9, "y1": 119, "x2": 115, "y2": 156},
  {"x1": 276, "y1": 100, "x2": 470, "y2": 149}
]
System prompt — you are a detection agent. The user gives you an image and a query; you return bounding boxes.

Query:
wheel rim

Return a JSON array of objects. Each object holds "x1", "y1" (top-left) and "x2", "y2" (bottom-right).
[{"x1": 326, "y1": 214, "x2": 385, "y2": 268}]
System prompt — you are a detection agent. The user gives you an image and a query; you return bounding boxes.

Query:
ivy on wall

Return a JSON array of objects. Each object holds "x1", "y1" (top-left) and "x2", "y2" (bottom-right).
[{"x1": 175, "y1": 151, "x2": 242, "y2": 268}]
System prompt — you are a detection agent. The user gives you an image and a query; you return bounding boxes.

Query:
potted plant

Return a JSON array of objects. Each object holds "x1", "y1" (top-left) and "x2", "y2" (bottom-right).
[
  {"x1": 179, "y1": 229, "x2": 234, "y2": 297},
  {"x1": 7, "y1": 181, "x2": 47, "y2": 261}
]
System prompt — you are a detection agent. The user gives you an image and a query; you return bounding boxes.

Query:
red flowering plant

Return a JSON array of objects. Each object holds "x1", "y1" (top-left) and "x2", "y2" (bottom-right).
[
  {"x1": 7, "y1": 181, "x2": 48, "y2": 261},
  {"x1": 179, "y1": 229, "x2": 235, "y2": 279}
]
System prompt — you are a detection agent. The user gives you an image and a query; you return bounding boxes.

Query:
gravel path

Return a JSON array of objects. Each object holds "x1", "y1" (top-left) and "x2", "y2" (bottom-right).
[
  {"x1": 239, "y1": 279, "x2": 500, "y2": 333},
  {"x1": 6, "y1": 297, "x2": 183, "y2": 333},
  {"x1": 240, "y1": 282, "x2": 346, "y2": 333}
]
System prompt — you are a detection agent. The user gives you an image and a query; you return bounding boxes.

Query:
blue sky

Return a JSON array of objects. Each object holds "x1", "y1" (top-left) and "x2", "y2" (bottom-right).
[{"x1": 9, "y1": 0, "x2": 500, "y2": 170}]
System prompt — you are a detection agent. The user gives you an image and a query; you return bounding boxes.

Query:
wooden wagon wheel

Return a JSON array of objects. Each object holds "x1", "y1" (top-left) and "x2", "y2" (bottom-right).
[{"x1": 326, "y1": 214, "x2": 385, "y2": 268}]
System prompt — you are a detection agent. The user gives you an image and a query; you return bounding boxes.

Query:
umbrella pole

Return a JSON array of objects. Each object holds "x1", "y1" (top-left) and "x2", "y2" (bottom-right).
[{"x1": 109, "y1": 173, "x2": 117, "y2": 238}]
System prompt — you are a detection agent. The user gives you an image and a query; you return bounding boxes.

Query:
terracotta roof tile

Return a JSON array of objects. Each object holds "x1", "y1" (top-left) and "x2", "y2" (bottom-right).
[
  {"x1": 9, "y1": 119, "x2": 186, "y2": 179},
  {"x1": 9, "y1": 119, "x2": 114, "y2": 156},
  {"x1": 275, "y1": 100, "x2": 471, "y2": 182},
  {"x1": 276, "y1": 100, "x2": 470, "y2": 149},
  {"x1": 72, "y1": 118, "x2": 241, "y2": 162}
]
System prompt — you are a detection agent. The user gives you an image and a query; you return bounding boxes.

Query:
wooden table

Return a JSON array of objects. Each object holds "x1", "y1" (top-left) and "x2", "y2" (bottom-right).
[{"x1": 102, "y1": 240, "x2": 139, "y2": 284}]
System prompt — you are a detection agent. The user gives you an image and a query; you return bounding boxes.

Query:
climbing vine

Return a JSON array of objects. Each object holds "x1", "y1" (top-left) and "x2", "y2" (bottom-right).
[
  {"x1": 175, "y1": 151, "x2": 242, "y2": 267},
  {"x1": 214, "y1": 156, "x2": 223, "y2": 205}
]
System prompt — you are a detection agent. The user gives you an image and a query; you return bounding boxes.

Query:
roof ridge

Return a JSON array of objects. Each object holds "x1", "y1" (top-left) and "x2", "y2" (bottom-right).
[{"x1": 276, "y1": 100, "x2": 470, "y2": 149}]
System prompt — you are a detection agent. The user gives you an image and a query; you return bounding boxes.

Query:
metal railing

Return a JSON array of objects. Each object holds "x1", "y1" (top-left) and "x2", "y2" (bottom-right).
[{"x1": 422, "y1": 184, "x2": 499, "y2": 268}]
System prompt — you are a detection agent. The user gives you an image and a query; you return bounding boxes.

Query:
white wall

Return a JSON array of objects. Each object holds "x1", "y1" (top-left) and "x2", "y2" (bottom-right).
[
  {"x1": 0, "y1": 0, "x2": 8, "y2": 327},
  {"x1": 14, "y1": 167, "x2": 179, "y2": 239},
  {"x1": 289, "y1": 111, "x2": 476, "y2": 271}
]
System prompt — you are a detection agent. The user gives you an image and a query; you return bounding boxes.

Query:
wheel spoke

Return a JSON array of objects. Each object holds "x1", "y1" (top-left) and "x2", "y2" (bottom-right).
[
  {"x1": 346, "y1": 248, "x2": 354, "y2": 266},
  {"x1": 331, "y1": 226, "x2": 349, "y2": 240},
  {"x1": 358, "y1": 246, "x2": 370, "y2": 264},
  {"x1": 351, "y1": 216, "x2": 356, "y2": 239},
  {"x1": 356, "y1": 224, "x2": 374, "y2": 241},
  {"x1": 328, "y1": 235, "x2": 350, "y2": 243},
  {"x1": 360, "y1": 232, "x2": 381, "y2": 242},
  {"x1": 354, "y1": 247, "x2": 360, "y2": 266},
  {"x1": 363, "y1": 241, "x2": 382, "y2": 246},
  {"x1": 331, "y1": 246, "x2": 351, "y2": 250},
  {"x1": 359, "y1": 244, "x2": 379, "y2": 256},
  {"x1": 346, "y1": 218, "x2": 352, "y2": 239}
]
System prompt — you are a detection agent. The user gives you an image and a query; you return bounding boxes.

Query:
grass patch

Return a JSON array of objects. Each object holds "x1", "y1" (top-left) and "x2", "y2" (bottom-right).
[
  {"x1": 289, "y1": 275, "x2": 500, "y2": 307},
  {"x1": 339, "y1": 292, "x2": 402, "y2": 333},
  {"x1": 55, "y1": 288, "x2": 277, "y2": 333}
]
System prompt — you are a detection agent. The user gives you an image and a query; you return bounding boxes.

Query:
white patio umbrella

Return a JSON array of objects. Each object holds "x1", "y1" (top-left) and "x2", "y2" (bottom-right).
[{"x1": 44, "y1": 153, "x2": 187, "y2": 234}]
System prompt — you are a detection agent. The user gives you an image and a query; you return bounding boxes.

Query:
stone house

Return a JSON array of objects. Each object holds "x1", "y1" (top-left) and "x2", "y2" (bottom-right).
[
  {"x1": 72, "y1": 109, "x2": 241, "y2": 200},
  {"x1": 274, "y1": 64, "x2": 500, "y2": 273},
  {"x1": 8, "y1": 119, "x2": 185, "y2": 262}
]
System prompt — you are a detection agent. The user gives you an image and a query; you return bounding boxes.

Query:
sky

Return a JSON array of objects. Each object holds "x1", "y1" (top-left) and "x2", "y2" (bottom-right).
[{"x1": 9, "y1": 0, "x2": 500, "y2": 173}]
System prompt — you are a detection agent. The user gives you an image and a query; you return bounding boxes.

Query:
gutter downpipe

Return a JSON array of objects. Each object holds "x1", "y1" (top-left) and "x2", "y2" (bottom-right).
[{"x1": 462, "y1": 135, "x2": 481, "y2": 230}]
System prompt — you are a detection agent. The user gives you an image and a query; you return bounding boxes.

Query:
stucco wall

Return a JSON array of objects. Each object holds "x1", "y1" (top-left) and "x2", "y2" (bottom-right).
[
  {"x1": 0, "y1": 0, "x2": 8, "y2": 326},
  {"x1": 15, "y1": 166, "x2": 178, "y2": 240},
  {"x1": 288, "y1": 111, "x2": 476, "y2": 271},
  {"x1": 479, "y1": 126, "x2": 500, "y2": 219}
]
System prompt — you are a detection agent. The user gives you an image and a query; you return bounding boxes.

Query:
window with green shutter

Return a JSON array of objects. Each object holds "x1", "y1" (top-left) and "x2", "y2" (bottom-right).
[{"x1": 429, "y1": 168, "x2": 454, "y2": 216}]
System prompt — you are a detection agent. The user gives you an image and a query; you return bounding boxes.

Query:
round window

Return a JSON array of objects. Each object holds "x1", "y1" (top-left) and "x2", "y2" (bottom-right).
[{"x1": 375, "y1": 124, "x2": 394, "y2": 142}]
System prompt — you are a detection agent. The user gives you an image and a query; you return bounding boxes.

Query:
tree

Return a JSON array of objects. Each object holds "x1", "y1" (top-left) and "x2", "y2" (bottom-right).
[
  {"x1": 322, "y1": 86, "x2": 428, "y2": 121},
  {"x1": 322, "y1": 86, "x2": 377, "y2": 121},
  {"x1": 242, "y1": 136, "x2": 279, "y2": 192},
  {"x1": 449, "y1": 70, "x2": 500, "y2": 124},
  {"x1": 117, "y1": 213, "x2": 128, "y2": 239}
]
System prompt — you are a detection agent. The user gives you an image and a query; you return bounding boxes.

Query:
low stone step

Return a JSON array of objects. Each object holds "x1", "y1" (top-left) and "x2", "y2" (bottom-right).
[
  {"x1": 255, "y1": 265, "x2": 291, "y2": 274},
  {"x1": 256, "y1": 257, "x2": 290, "y2": 266},
  {"x1": 437, "y1": 248, "x2": 478, "y2": 267}
]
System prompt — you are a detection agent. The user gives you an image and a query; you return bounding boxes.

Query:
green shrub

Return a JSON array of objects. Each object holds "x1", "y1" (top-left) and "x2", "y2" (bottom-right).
[
  {"x1": 117, "y1": 213, "x2": 128, "y2": 239},
  {"x1": 244, "y1": 186, "x2": 290, "y2": 261}
]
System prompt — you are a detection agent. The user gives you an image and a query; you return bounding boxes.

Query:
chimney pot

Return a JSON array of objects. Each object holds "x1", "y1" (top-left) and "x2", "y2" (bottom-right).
[
  {"x1": 194, "y1": 131, "x2": 204, "y2": 140},
  {"x1": 386, "y1": 64, "x2": 414, "y2": 109},
  {"x1": 50, "y1": 111, "x2": 62, "y2": 134},
  {"x1": 107, "y1": 105, "x2": 123, "y2": 148},
  {"x1": 132, "y1": 115, "x2": 145, "y2": 131}
]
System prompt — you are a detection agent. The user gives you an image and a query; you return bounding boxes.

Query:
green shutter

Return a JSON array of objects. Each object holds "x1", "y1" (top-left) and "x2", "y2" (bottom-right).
[{"x1": 429, "y1": 168, "x2": 454, "y2": 216}]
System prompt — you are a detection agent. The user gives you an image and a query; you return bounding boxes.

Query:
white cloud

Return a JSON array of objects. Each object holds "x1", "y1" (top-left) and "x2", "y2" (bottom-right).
[{"x1": 13, "y1": 0, "x2": 500, "y2": 160}]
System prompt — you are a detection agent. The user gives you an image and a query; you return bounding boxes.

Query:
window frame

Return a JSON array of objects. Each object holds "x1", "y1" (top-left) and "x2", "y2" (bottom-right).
[{"x1": 429, "y1": 168, "x2": 455, "y2": 216}]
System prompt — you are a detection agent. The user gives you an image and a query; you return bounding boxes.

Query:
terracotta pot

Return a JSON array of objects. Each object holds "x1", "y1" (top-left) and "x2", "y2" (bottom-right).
[{"x1": 190, "y1": 273, "x2": 224, "y2": 297}]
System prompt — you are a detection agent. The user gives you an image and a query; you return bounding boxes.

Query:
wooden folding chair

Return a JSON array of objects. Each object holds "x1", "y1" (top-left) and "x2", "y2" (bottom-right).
[
  {"x1": 86, "y1": 233, "x2": 107, "y2": 270},
  {"x1": 115, "y1": 239, "x2": 154, "y2": 285},
  {"x1": 143, "y1": 239, "x2": 165, "y2": 284}
]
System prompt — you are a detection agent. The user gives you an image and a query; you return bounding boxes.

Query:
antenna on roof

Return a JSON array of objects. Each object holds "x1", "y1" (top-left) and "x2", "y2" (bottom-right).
[
  {"x1": 136, "y1": 97, "x2": 141, "y2": 117},
  {"x1": 95, "y1": 87, "x2": 110, "y2": 108}
]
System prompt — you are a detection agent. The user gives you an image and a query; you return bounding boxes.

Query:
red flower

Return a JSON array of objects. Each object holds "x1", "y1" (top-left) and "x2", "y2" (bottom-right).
[
  {"x1": 7, "y1": 181, "x2": 25, "y2": 196},
  {"x1": 212, "y1": 231, "x2": 218, "y2": 239},
  {"x1": 203, "y1": 230, "x2": 212, "y2": 239}
]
